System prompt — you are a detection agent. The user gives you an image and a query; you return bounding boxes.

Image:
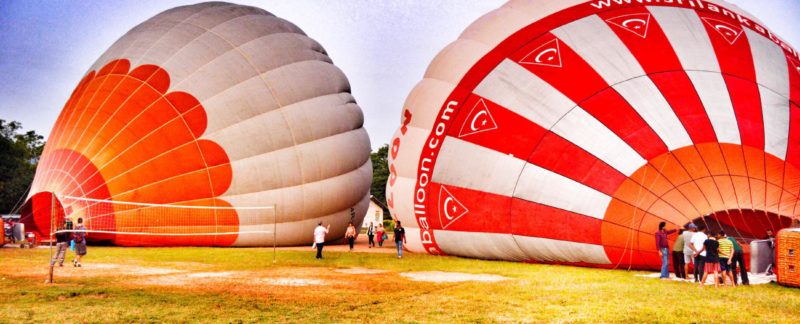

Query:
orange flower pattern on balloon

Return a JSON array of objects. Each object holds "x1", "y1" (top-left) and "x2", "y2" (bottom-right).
[{"x1": 30, "y1": 59, "x2": 237, "y2": 246}]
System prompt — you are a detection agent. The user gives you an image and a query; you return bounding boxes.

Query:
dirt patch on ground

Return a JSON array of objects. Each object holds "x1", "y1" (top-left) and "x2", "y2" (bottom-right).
[
  {"x1": 90, "y1": 263, "x2": 184, "y2": 276},
  {"x1": 334, "y1": 267, "x2": 389, "y2": 275},
  {"x1": 400, "y1": 271, "x2": 510, "y2": 283},
  {"x1": 138, "y1": 271, "x2": 327, "y2": 288},
  {"x1": 139, "y1": 271, "x2": 245, "y2": 287},
  {"x1": 134, "y1": 267, "x2": 339, "y2": 289},
  {"x1": 260, "y1": 278, "x2": 326, "y2": 286},
  {"x1": 39, "y1": 263, "x2": 184, "y2": 280}
]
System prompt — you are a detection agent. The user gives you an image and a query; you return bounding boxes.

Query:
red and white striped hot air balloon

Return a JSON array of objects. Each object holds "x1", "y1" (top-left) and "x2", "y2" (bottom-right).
[
  {"x1": 21, "y1": 2, "x2": 372, "y2": 247},
  {"x1": 386, "y1": 0, "x2": 800, "y2": 269}
]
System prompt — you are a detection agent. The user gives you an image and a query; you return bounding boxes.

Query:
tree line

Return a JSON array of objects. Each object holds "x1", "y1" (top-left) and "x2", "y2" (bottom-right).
[
  {"x1": 370, "y1": 144, "x2": 391, "y2": 218},
  {"x1": 0, "y1": 120, "x2": 45, "y2": 214}
]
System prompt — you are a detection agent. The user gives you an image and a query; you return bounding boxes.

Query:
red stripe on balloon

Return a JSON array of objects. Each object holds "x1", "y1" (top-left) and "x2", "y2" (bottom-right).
[
  {"x1": 599, "y1": 6, "x2": 717, "y2": 144},
  {"x1": 426, "y1": 182, "x2": 602, "y2": 245},
  {"x1": 448, "y1": 94, "x2": 626, "y2": 196},
  {"x1": 507, "y1": 33, "x2": 668, "y2": 160},
  {"x1": 788, "y1": 55, "x2": 800, "y2": 169},
  {"x1": 698, "y1": 11, "x2": 764, "y2": 150}
]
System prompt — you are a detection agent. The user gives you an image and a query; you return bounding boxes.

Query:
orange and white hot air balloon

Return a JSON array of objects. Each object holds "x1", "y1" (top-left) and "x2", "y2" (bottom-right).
[
  {"x1": 386, "y1": 0, "x2": 800, "y2": 269},
  {"x1": 21, "y1": 2, "x2": 372, "y2": 246}
]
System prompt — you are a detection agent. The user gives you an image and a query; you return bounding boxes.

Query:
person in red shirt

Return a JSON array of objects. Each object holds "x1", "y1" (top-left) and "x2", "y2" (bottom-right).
[{"x1": 655, "y1": 222, "x2": 677, "y2": 279}]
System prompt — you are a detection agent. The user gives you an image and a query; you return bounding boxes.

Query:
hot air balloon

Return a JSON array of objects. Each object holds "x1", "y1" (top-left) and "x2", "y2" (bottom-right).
[
  {"x1": 386, "y1": 0, "x2": 800, "y2": 269},
  {"x1": 21, "y1": 2, "x2": 372, "y2": 247}
]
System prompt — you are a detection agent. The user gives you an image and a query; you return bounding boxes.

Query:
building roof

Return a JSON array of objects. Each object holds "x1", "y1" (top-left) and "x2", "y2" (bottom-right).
[{"x1": 369, "y1": 195, "x2": 389, "y2": 211}]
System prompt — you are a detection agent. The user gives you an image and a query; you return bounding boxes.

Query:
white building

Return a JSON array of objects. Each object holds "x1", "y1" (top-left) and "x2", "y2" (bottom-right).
[{"x1": 363, "y1": 196, "x2": 387, "y2": 229}]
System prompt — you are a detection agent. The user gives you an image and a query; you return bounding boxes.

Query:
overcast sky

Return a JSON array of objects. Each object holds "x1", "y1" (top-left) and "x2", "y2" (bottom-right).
[{"x1": 1, "y1": 0, "x2": 799, "y2": 150}]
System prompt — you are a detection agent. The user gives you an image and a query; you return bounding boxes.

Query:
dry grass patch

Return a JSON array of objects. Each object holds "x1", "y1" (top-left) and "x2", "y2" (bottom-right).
[{"x1": 1, "y1": 246, "x2": 800, "y2": 323}]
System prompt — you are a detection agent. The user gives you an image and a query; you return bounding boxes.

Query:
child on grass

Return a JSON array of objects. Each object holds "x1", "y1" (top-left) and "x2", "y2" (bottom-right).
[
  {"x1": 716, "y1": 231, "x2": 735, "y2": 286},
  {"x1": 698, "y1": 231, "x2": 720, "y2": 287}
]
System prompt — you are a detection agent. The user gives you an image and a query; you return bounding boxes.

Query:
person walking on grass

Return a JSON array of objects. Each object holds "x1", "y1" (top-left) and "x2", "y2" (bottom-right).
[
  {"x1": 672, "y1": 229, "x2": 686, "y2": 279},
  {"x1": 728, "y1": 233, "x2": 749, "y2": 285},
  {"x1": 50, "y1": 223, "x2": 70, "y2": 267},
  {"x1": 376, "y1": 224, "x2": 386, "y2": 247},
  {"x1": 394, "y1": 220, "x2": 406, "y2": 259},
  {"x1": 345, "y1": 222, "x2": 357, "y2": 252},
  {"x1": 697, "y1": 231, "x2": 721, "y2": 287},
  {"x1": 655, "y1": 222, "x2": 677, "y2": 279},
  {"x1": 690, "y1": 225, "x2": 708, "y2": 282},
  {"x1": 367, "y1": 222, "x2": 375, "y2": 248},
  {"x1": 716, "y1": 231, "x2": 735, "y2": 286},
  {"x1": 682, "y1": 224, "x2": 697, "y2": 281},
  {"x1": 314, "y1": 222, "x2": 330, "y2": 259},
  {"x1": 72, "y1": 218, "x2": 87, "y2": 267}
]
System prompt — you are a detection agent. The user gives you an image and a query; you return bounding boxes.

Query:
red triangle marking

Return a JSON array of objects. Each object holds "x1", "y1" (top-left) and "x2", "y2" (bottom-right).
[
  {"x1": 701, "y1": 17, "x2": 743, "y2": 45},
  {"x1": 458, "y1": 99, "x2": 498, "y2": 138},
  {"x1": 519, "y1": 39, "x2": 562, "y2": 68},
  {"x1": 605, "y1": 13, "x2": 651, "y2": 39},
  {"x1": 438, "y1": 186, "x2": 469, "y2": 229}
]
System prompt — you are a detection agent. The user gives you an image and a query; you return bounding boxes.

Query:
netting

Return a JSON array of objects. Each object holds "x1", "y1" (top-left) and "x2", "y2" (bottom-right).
[{"x1": 52, "y1": 196, "x2": 275, "y2": 246}]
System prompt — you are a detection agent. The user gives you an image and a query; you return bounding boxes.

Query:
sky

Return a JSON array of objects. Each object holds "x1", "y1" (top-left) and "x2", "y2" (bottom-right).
[{"x1": 1, "y1": 0, "x2": 799, "y2": 151}]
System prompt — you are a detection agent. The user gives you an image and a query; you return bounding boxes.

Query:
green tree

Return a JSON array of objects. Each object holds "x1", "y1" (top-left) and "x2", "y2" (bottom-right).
[
  {"x1": 0, "y1": 120, "x2": 45, "y2": 213},
  {"x1": 370, "y1": 144, "x2": 390, "y2": 218}
]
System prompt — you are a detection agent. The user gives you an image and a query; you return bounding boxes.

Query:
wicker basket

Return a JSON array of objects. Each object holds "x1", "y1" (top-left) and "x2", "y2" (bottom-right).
[{"x1": 777, "y1": 228, "x2": 800, "y2": 288}]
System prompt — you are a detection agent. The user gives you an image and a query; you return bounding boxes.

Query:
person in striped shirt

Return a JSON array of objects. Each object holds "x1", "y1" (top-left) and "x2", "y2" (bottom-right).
[{"x1": 716, "y1": 231, "x2": 735, "y2": 286}]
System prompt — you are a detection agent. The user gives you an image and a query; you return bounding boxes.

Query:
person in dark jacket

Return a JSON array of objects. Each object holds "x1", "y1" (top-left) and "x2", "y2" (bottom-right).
[
  {"x1": 394, "y1": 220, "x2": 407, "y2": 259},
  {"x1": 50, "y1": 224, "x2": 70, "y2": 267},
  {"x1": 727, "y1": 234, "x2": 749, "y2": 285},
  {"x1": 367, "y1": 222, "x2": 375, "y2": 248}
]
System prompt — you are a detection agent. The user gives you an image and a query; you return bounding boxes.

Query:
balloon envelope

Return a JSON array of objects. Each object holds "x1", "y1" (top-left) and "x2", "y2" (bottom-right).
[
  {"x1": 22, "y1": 2, "x2": 372, "y2": 246},
  {"x1": 387, "y1": 0, "x2": 800, "y2": 269}
]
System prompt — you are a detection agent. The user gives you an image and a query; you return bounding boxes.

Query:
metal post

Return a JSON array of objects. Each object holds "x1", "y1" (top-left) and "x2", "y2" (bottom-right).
[
  {"x1": 272, "y1": 204, "x2": 277, "y2": 264},
  {"x1": 49, "y1": 193, "x2": 55, "y2": 284}
]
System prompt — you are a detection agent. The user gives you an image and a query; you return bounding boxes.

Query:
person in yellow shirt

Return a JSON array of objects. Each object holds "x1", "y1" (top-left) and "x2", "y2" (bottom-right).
[
  {"x1": 716, "y1": 231, "x2": 735, "y2": 286},
  {"x1": 672, "y1": 229, "x2": 686, "y2": 279}
]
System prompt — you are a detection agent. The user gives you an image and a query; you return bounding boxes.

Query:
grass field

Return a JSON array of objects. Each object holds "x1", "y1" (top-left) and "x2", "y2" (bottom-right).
[{"x1": 1, "y1": 246, "x2": 799, "y2": 323}]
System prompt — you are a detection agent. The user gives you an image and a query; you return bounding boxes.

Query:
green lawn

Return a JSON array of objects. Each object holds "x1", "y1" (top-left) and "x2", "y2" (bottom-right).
[{"x1": 1, "y1": 247, "x2": 798, "y2": 323}]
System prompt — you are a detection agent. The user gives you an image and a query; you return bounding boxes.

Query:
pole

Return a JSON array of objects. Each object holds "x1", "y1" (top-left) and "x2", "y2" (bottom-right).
[
  {"x1": 48, "y1": 193, "x2": 55, "y2": 284},
  {"x1": 272, "y1": 204, "x2": 277, "y2": 264}
]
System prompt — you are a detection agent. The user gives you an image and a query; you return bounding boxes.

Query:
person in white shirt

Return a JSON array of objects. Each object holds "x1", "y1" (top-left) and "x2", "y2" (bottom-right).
[
  {"x1": 313, "y1": 222, "x2": 330, "y2": 259},
  {"x1": 682, "y1": 224, "x2": 697, "y2": 281},
  {"x1": 690, "y1": 225, "x2": 709, "y2": 283}
]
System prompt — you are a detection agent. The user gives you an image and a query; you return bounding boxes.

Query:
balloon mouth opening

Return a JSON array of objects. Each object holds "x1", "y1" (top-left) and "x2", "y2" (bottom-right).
[
  {"x1": 19, "y1": 191, "x2": 66, "y2": 239},
  {"x1": 686, "y1": 209, "x2": 796, "y2": 243}
]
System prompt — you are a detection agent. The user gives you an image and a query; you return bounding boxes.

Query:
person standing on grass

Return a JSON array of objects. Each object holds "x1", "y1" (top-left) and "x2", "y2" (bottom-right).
[
  {"x1": 697, "y1": 231, "x2": 721, "y2": 287},
  {"x1": 394, "y1": 220, "x2": 406, "y2": 259},
  {"x1": 672, "y1": 229, "x2": 686, "y2": 279},
  {"x1": 683, "y1": 224, "x2": 697, "y2": 281},
  {"x1": 728, "y1": 234, "x2": 749, "y2": 285},
  {"x1": 716, "y1": 231, "x2": 735, "y2": 286},
  {"x1": 691, "y1": 225, "x2": 708, "y2": 282},
  {"x1": 72, "y1": 218, "x2": 87, "y2": 267},
  {"x1": 313, "y1": 222, "x2": 330, "y2": 259},
  {"x1": 655, "y1": 222, "x2": 677, "y2": 279},
  {"x1": 345, "y1": 222, "x2": 357, "y2": 252},
  {"x1": 50, "y1": 223, "x2": 70, "y2": 267},
  {"x1": 367, "y1": 222, "x2": 375, "y2": 248},
  {"x1": 376, "y1": 224, "x2": 385, "y2": 247}
]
